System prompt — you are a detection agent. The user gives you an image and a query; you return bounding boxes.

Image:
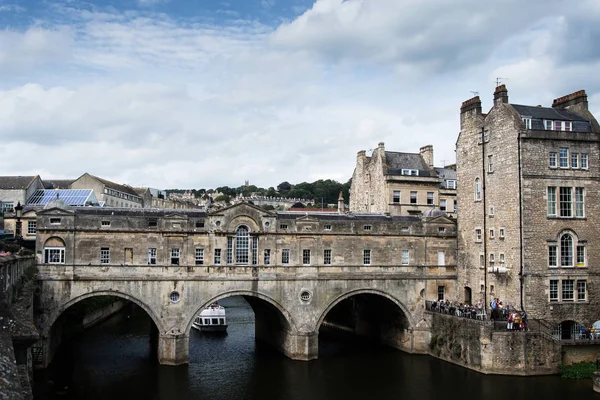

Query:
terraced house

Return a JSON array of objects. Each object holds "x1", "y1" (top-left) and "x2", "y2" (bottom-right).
[{"x1": 457, "y1": 85, "x2": 600, "y2": 339}]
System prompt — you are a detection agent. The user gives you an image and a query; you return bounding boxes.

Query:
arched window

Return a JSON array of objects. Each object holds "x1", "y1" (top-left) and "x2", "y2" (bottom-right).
[
  {"x1": 474, "y1": 178, "x2": 481, "y2": 201},
  {"x1": 235, "y1": 225, "x2": 249, "y2": 264},
  {"x1": 560, "y1": 233, "x2": 573, "y2": 267},
  {"x1": 44, "y1": 237, "x2": 66, "y2": 264}
]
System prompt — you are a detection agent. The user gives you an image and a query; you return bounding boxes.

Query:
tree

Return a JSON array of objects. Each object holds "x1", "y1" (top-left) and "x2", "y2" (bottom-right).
[
  {"x1": 214, "y1": 194, "x2": 231, "y2": 203},
  {"x1": 277, "y1": 181, "x2": 292, "y2": 193}
]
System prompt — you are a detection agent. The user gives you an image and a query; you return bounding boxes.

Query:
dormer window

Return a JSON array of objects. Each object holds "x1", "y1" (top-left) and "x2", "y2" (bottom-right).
[
  {"x1": 544, "y1": 120, "x2": 572, "y2": 131},
  {"x1": 446, "y1": 180, "x2": 456, "y2": 189},
  {"x1": 401, "y1": 169, "x2": 419, "y2": 176},
  {"x1": 522, "y1": 117, "x2": 532, "y2": 129}
]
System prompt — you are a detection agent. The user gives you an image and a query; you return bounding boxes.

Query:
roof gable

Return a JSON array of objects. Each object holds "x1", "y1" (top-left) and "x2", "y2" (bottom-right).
[
  {"x1": 210, "y1": 201, "x2": 274, "y2": 217},
  {"x1": 0, "y1": 176, "x2": 38, "y2": 190}
]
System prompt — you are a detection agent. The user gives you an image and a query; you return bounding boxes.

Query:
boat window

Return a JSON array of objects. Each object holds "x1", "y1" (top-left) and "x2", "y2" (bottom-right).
[
  {"x1": 212, "y1": 318, "x2": 219, "y2": 325},
  {"x1": 204, "y1": 318, "x2": 210, "y2": 325},
  {"x1": 219, "y1": 318, "x2": 225, "y2": 325},
  {"x1": 197, "y1": 318, "x2": 203, "y2": 325}
]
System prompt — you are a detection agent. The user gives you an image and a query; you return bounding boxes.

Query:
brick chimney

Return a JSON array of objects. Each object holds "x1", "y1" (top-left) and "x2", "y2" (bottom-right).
[
  {"x1": 419, "y1": 145, "x2": 434, "y2": 168},
  {"x1": 460, "y1": 96, "x2": 482, "y2": 129},
  {"x1": 552, "y1": 90, "x2": 588, "y2": 112},
  {"x1": 493, "y1": 84, "x2": 508, "y2": 107}
]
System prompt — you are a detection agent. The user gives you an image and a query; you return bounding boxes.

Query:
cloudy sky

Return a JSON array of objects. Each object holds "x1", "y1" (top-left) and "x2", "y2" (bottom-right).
[{"x1": 2, "y1": 0, "x2": 600, "y2": 190}]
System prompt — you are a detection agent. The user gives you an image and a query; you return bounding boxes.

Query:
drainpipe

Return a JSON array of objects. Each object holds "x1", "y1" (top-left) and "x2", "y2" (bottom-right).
[
  {"x1": 518, "y1": 128, "x2": 525, "y2": 312},
  {"x1": 481, "y1": 127, "x2": 488, "y2": 313}
]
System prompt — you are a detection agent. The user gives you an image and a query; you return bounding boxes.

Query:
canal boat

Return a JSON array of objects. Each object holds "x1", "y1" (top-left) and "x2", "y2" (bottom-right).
[{"x1": 192, "y1": 302, "x2": 227, "y2": 332}]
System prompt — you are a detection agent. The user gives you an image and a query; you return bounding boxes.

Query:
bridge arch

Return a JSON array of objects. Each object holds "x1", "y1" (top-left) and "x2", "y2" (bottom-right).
[
  {"x1": 184, "y1": 290, "x2": 297, "y2": 335},
  {"x1": 41, "y1": 290, "x2": 164, "y2": 337},
  {"x1": 316, "y1": 288, "x2": 415, "y2": 331}
]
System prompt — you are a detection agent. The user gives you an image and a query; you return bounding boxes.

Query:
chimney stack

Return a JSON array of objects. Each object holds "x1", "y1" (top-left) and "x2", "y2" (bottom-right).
[
  {"x1": 337, "y1": 192, "x2": 344, "y2": 213},
  {"x1": 552, "y1": 90, "x2": 588, "y2": 112},
  {"x1": 420, "y1": 145, "x2": 434, "y2": 168},
  {"x1": 493, "y1": 84, "x2": 509, "y2": 107}
]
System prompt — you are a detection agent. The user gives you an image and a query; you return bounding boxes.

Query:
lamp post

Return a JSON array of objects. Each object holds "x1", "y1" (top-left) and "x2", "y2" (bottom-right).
[{"x1": 14, "y1": 201, "x2": 23, "y2": 242}]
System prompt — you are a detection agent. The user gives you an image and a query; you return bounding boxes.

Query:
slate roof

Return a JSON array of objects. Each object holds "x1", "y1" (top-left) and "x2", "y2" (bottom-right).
[
  {"x1": 511, "y1": 104, "x2": 592, "y2": 132},
  {"x1": 87, "y1": 174, "x2": 140, "y2": 197},
  {"x1": 434, "y1": 167, "x2": 457, "y2": 189},
  {"x1": 384, "y1": 152, "x2": 433, "y2": 176},
  {"x1": 511, "y1": 104, "x2": 589, "y2": 122},
  {"x1": 43, "y1": 179, "x2": 74, "y2": 189},
  {"x1": 0, "y1": 176, "x2": 37, "y2": 190},
  {"x1": 277, "y1": 211, "x2": 420, "y2": 222}
]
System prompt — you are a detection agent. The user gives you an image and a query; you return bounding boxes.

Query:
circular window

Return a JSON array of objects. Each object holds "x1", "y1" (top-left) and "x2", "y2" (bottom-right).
[
  {"x1": 215, "y1": 221, "x2": 221, "y2": 227},
  {"x1": 300, "y1": 291, "x2": 312, "y2": 302},
  {"x1": 265, "y1": 221, "x2": 270, "y2": 228},
  {"x1": 169, "y1": 291, "x2": 180, "y2": 304}
]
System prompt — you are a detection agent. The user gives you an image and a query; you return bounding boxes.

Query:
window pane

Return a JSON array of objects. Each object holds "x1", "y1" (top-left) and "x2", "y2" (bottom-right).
[
  {"x1": 549, "y1": 152, "x2": 557, "y2": 167},
  {"x1": 549, "y1": 280, "x2": 558, "y2": 301},
  {"x1": 577, "y1": 280, "x2": 586, "y2": 301},
  {"x1": 576, "y1": 245, "x2": 585, "y2": 266},
  {"x1": 363, "y1": 249, "x2": 371, "y2": 265},
  {"x1": 581, "y1": 153, "x2": 588, "y2": 169},
  {"x1": 548, "y1": 246, "x2": 557, "y2": 267},
  {"x1": 282, "y1": 249, "x2": 290, "y2": 264},
  {"x1": 561, "y1": 234, "x2": 573, "y2": 267},
  {"x1": 559, "y1": 187, "x2": 572, "y2": 217},
  {"x1": 427, "y1": 192, "x2": 434, "y2": 205},
  {"x1": 235, "y1": 226, "x2": 249, "y2": 263},
  {"x1": 264, "y1": 249, "x2": 271, "y2": 265},
  {"x1": 547, "y1": 187, "x2": 556, "y2": 216},
  {"x1": 402, "y1": 250, "x2": 409, "y2": 265},
  {"x1": 575, "y1": 187, "x2": 584, "y2": 217},
  {"x1": 559, "y1": 148, "x2": 568, "y2": 168},
  {"x1": 324, "y1": 249, "x2": 332, "y2": 265},
  {"x1": 303, "y1": 249, "x2": 311, "y2": 265},
  {"x1": 393, "y1": 190, "x2": 400, "y2": 203},
  {"x1": 562, "y1": 280, "x2": 574, "y2": 300},
  {"x1": 571, "y1": 153, "x2": 579, "y2": 168}
]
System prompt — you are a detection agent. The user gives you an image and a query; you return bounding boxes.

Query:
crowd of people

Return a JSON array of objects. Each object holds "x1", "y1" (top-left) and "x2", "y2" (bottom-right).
[{"x1": 428, "y1": 297, "x2": 528, "y2": 331}]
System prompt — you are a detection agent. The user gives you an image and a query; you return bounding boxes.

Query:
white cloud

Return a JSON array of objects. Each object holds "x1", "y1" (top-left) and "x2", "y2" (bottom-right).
[{"x1": 1, "y1": 0, "x2": 600, "y2": 190}]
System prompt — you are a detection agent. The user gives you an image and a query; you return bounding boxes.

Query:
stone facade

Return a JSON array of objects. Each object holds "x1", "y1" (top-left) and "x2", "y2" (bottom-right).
[
  {"x1": 33, "y1": 202, "x2": 457, "y2": 366},
  {"x1": 350, "y1": 142, "x2": 456, "y2": 218},
  {"x1": 456, "y1": 85, "x2": 600, "y2": 332}
]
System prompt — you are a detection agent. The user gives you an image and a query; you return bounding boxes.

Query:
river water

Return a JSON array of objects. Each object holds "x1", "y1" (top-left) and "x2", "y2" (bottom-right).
[{"x1": 34, "y1": 296, "x2": 594, "y2": 400}]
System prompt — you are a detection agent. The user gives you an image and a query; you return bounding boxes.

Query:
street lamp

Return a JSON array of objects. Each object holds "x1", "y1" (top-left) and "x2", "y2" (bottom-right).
[{"x1": 14, "y1": 201, "x2": 23, "y2": 242}]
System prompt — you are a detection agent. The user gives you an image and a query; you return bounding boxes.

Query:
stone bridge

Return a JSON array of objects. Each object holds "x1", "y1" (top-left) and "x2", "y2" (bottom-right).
[{"x1": 33, "y1": 202, "x2": 458, "y2": 367}]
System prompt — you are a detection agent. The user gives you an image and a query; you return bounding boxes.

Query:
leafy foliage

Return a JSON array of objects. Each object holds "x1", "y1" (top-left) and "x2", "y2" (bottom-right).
[{"x1": 559, "y1": 362, "x2": 596, "y2": 379}]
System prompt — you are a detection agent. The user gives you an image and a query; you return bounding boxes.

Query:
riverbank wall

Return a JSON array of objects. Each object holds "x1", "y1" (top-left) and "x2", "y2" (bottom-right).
[
  {"x1": 427, "y1": 311, "x2": 561, "y2": 375},
  {"x1": 82, "y1": 300, "x2": 127, "y2": 329}
]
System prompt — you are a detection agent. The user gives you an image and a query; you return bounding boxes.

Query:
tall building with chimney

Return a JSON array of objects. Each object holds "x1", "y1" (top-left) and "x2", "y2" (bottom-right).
[
  {"x1": 349, "y1": 142, "x2": 456, "y2": 217},
  {"x1": 456, "y1": 85, "x2": 600, "y2": 338}
]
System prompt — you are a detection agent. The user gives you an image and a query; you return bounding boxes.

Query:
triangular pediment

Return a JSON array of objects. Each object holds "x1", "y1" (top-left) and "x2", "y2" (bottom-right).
[
  {"x1": 164, "y1": 213, "x2": 187, "y2": 220},
  {"x1": 295, "y1": 215, "x2": 319, "y2": 223},
  {"x1": 37, "y1": 208, "x2": 75, "y2": 216},
  {"x1": 209, "y1": 201, "x2": 274, "y2": 217},
  {"x1": 425, "y1": 215, "x2": 455, "y2": 225}
]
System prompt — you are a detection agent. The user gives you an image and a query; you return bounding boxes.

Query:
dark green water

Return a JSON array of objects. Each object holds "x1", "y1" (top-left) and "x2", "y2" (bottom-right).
[{"x1": 33, "y1": 297, "x2": 595, "y2": 400}]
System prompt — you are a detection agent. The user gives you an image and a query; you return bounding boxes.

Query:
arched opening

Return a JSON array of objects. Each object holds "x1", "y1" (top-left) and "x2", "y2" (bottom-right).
[
  {"x1": 552, "y1": 320, "x2": 584, "y2": 340},
  {"x1": 317, "y1": 292, "x2": 412, "y2": 357},
  {"x1": 43, "y1": 237, "x2": 66, "y2": 264},
  {"x1": 34, "y1": 295, "x2": 160, "y2": 398},
  {"x1": 186, "y1": 293, "x2": 294, "y2": 378}
]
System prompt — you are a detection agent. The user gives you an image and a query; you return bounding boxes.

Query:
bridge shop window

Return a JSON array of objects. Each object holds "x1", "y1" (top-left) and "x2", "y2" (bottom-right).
[
  {"x1": 282, "y1": 249, "x2": 290, "y2": 265},
  {"x1": 363, "y1": 249, "x2": 371, "y2": 265},
  {"x1": 195, "y1": 248, "x2": 204, "y2": 265},
  {"x1": 100, "y1": 247, "x2": 110, "y2": 264},
  {"x1": 363, "y1": 225, "x2": 372, "y2": 231},
  {"x1": 148, "y1": 248, "x2": 157, "y2": 265},
  {"x1": 324, "y1": 249, "x2": 332, "y2": 265},
  {"x1": 214, "y1": 249, "x2": 222, "y2": 265},
  {"x1": 264, "y1": 249, "x2": 271, "y2": 265},
  {"x1": 279, "y1": 224, "x2": 288, "y2": 230},
  {"x1": 252, "y1": 237, "x2": 258, "y2": 265},
  {"x1": 44, "y1": 247, "x2": 65, "y2": 264},
  {"x1": 235, "y1": 226, "x2": 250, "y2": 264},
  {"x1": 171, "y1": 248, "x2": 180, "y2": 265},
  {"x1": 302, "y1": 249, "x2": 311, "y2": 265},
  {"x1": 401, "y1": 249, "x2": 409, "y2": 265}
]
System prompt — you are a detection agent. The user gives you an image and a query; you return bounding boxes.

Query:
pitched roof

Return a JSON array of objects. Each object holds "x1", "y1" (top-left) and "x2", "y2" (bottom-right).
[
  {"x1": 44, "y1": 179, "x2": 74, "y2": 189},
  {"x1": 511, "y1": 104, "x2": 589, "y2": 122},
  {"x1": 384, "y1": 152, "x2": 433, "y2": 176},
  {"x1": 0, "y1": 176, "x2": 38, "y2": 190},
  {"x1": 87, "y1": 174, "x2": 140, "y2": 197}
]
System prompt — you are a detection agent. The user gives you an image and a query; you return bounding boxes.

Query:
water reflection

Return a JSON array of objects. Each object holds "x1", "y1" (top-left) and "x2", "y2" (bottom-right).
[{"x1": 34, "y1": 296, "x2": 593, "y2": 400}]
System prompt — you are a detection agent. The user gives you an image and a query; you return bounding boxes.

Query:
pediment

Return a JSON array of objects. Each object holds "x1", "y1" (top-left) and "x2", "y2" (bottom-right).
[
  {"x1": 295, "y1": 215, "x2": 319, "y2": 223},
  {"x1": 37, "y1": 208, "x2": 74, "y2": 216},
  {"x1": 209, "y1": 201, "x2": 274, "y2": 218},
  {"x1": 164, "y1": 213, "x2": 187, "y2": 220},
  {"x1": 425, "y1": 215, "x2": 456, "y2": 225}
]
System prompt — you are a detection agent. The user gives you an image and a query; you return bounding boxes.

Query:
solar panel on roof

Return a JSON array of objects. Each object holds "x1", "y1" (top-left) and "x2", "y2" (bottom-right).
[{"x1": 27, "y1": 189, "x2": 99, "y2": 206}]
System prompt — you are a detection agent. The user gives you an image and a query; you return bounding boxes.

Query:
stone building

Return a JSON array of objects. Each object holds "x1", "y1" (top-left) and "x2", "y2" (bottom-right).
[
  {"x1": 70, "y1": 173, "x2": 143, "y2": 208},
  {"x1": 456, "y1": 85, "x2": 600, "y2": 337},
  {"x1": 349, "y1": 143, "x2": 456, "y2": 218},
  {"x1": 0, "y1": 176, "x2": 44, "y2": 213}
]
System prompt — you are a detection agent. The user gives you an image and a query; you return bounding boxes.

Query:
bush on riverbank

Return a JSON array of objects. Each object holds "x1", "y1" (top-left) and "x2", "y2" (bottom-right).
[{"x1": 559, "y1": 362, "x2": 596, "y2": 379}]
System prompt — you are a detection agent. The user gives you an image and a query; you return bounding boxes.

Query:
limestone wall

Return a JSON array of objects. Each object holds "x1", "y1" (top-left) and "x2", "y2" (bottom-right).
[{"x1": 429, "y1": 312, "x2": 561, "y2": 375}]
